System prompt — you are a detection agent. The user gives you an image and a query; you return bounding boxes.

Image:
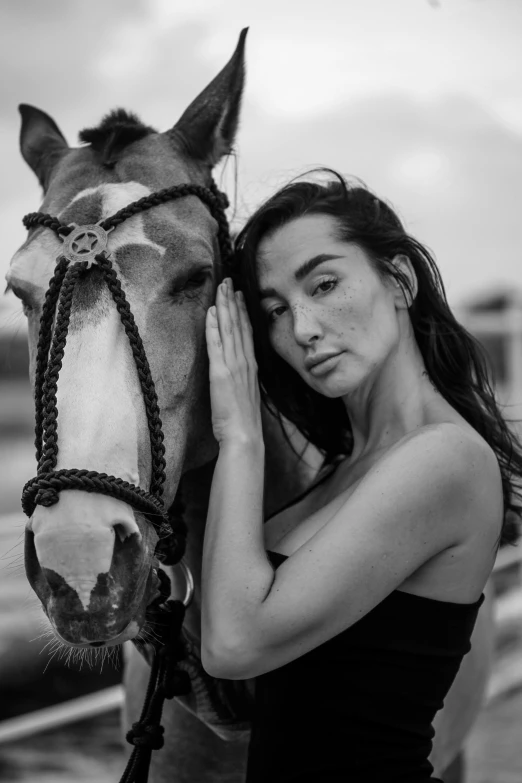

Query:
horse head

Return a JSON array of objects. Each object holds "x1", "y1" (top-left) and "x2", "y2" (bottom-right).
[{"x1": 6, "y1": 31, "x2": 247, "y2": 649}]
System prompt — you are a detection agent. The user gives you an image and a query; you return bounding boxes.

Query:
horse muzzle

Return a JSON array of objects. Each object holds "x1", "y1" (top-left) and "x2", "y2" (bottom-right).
[{"x1": 24, "y1": 499, "x2": 161, "y2": 646}]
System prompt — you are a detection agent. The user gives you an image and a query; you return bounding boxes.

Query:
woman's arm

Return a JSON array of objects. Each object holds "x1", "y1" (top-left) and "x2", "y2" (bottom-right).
[
  {"x1": 202, "y1": 279, "x2": 276, "y2": 673},
  {"x1": 201, "y1": 437, "x2": 274, "y2": 661},
  {"x1": 202, "y1": 280, "x2": 498, "y2": 681}
]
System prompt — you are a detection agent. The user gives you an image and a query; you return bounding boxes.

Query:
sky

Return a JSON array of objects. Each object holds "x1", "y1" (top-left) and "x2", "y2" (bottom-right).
[{"x1": 1, "y1": 0, "x2": 522, "y2": 332}]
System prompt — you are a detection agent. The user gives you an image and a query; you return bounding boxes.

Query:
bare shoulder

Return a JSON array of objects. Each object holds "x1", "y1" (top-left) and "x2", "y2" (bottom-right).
[
  {"x1": 395, "y1": 419, "x2": 499, "y2": 486},
  {"x1": 378, "y1": 421, "x2": 503, "y2": 544},
  {"x1": 379, "y1": 420, "x2": 493, "y2": 471},
  {"x1": 395, "y1": 420, "x2": 498, "y2": 477},
  {"x1": 348, "y1": 421, "x2": 501, "y2": 534},
  {"x1": 375, "y1": 422, "x2": 503, "y2": 600}
]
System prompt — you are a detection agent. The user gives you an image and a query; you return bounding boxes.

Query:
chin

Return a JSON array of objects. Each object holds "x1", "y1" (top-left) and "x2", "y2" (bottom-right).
[
  {"x1": 320, "y1": 385, "x2": 352, "y2": 399},
  {"x1": 312, "y1": 373, "x2": 358, "y2": 399}
]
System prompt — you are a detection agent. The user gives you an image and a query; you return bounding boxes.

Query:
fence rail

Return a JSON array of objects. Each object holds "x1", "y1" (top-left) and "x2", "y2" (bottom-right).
[{"x1": 0, "y1": 685, "x2": 123, "y2": 745}]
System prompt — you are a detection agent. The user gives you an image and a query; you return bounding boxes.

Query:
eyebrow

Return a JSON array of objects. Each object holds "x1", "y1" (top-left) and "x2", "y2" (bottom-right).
[{"x1": 259, "y1": 253, "x2": 344, "y2": 300}]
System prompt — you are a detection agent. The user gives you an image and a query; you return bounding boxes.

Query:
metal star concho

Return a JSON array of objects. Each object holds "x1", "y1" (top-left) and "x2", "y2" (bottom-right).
[{"x1": 60, "y1": 224, "x2": 112, "y2": 267}]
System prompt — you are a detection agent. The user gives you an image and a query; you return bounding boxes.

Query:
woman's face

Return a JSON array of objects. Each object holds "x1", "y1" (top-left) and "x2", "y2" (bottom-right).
[{"x1": 257, "y1": 213, "x2": 402, "y2": 399}]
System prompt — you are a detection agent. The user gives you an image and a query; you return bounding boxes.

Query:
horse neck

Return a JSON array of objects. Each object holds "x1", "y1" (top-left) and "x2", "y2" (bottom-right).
[{"x1": 178, "y1": 460, "x2": 216, "y2": 585}]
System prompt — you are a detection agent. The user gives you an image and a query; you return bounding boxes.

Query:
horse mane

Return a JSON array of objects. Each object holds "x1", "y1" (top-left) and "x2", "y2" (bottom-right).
[{"x1": 79, "y1": 109, "x2": 156, "y2": 167}]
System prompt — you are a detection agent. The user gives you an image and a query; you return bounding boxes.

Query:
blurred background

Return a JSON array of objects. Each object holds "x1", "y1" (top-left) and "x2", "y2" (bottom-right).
[{"x1": 0, "y1": 0, "x2": 521, "y2": 781}]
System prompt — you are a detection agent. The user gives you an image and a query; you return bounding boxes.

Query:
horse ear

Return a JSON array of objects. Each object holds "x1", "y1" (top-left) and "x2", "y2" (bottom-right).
[
  {"x1": 169, "y1": 28, "x2": 248, "y2": 168},
  {"x1": 19, "y1": 104, "x2": 69, "y2": 189}
]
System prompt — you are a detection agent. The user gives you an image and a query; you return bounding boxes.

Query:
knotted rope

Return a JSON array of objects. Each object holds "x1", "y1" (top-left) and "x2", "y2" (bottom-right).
[{"x1": 122, "y1": 599, "x2": 192, "y2": 783}]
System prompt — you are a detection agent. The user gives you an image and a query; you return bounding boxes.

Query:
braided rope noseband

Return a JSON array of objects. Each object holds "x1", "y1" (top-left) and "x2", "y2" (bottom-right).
[{"x1": 21, "y1": 181, "x2": 232, "y2": 564}]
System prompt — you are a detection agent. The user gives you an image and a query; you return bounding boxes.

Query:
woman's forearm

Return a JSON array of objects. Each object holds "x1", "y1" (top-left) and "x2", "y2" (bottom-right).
[{"x1": 201, "y1": 438, "x2": 275, "y2": 670}]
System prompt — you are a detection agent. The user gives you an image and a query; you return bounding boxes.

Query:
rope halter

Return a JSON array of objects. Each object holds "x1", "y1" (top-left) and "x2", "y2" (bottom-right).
[{"x1": 20, "y1": 181, "x2": 232, "y2": 566}]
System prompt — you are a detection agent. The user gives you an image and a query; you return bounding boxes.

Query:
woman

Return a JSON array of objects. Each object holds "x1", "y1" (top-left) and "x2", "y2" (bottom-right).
[{"x1": 201, "y1": 170, "x2": 521, "y2": 782}]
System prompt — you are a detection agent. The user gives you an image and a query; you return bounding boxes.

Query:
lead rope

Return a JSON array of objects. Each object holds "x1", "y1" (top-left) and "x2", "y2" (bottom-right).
[{"x1": 20, "y1": 181, "x2": 233, "y2": 783}]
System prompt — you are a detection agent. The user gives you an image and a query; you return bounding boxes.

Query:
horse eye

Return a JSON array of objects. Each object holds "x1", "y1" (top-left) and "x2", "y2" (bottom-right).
[
  {"x1": 187, "y1": 270, "x2": 212, "y2": 288},
  {"x1": 169, "y1": 268, "x2": 213, "y2": 297},
  {"x1": 5, "y1": 282, "x2": 34, "y2": 314}
]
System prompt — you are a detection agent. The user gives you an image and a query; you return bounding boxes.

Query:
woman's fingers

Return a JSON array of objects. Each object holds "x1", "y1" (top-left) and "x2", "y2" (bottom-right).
[
  {"x1": 236, "y1": 291, "x2": 256, "y2": 369},
  {"x1": 205, "y1": 281, "x2": 262, "y2": 445},
  {"x1": 225, "y1": 280, "x2": 244, "y2": 358},
  {"x1": 205, "y1": 306, "x2": 225, "y2": 369},
  {"x1": 215, "y1": 281, "x2": 238, "y2": 368},
  {"x1": 212, "y1": 279, "x2": 257, "y2": 385}
]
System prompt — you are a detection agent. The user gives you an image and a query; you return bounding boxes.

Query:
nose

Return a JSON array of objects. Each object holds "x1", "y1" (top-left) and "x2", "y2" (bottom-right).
[{"x1": 292, "y1": 303, "x2": 322, "y2": 346}]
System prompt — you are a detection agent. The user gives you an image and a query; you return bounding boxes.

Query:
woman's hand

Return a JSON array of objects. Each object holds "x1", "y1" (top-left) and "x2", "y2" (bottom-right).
[{"x1": 205, "y1": 278, "x2": 263, "y2": 447}]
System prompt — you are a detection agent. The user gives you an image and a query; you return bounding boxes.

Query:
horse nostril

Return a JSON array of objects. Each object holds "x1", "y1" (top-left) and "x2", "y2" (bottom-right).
[{"x1": 113, "y1": 518, "x2": 140, "y2": 543}]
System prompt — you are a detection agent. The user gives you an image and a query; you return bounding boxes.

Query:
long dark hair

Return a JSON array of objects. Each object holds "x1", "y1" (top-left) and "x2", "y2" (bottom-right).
[{"x1": 233, "y1": 169, "x2": 521, "y2": 546}]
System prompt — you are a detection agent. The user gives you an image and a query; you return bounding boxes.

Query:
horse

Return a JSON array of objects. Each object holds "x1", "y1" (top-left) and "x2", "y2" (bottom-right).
[{"x1": 6, "y1": 30, "x2": 494, "y2": 783}]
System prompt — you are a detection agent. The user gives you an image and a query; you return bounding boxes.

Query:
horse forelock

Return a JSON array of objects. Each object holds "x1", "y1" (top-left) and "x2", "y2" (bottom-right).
[{"x1": 78, "y1": 109, "x2": 156, "y2": 168}]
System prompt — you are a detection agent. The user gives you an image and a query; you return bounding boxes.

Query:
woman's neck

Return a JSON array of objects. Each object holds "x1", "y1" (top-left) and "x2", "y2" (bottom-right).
[{"x1": 342, "y1": 341, "x2": 445, "y2": 463}]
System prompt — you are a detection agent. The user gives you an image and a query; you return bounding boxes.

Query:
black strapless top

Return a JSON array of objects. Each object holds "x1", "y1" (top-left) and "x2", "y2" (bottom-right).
[{"x1": 246, "y1": 549, "x2": 484, "y2": 783}]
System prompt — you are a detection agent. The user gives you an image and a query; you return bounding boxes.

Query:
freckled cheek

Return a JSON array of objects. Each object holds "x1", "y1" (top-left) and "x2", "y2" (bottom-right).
[{"x1": 342, "y1": 300, "x2": 374, "y2": 331}]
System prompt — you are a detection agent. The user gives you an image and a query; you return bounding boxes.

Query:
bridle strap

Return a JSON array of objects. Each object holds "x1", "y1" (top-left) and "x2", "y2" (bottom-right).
[
  {"x1": 21, "y1": 181, "x2": 232, "y2": 558},
  {"x1": 23, "y1": 181, "x2": 232, "y2": 261}
]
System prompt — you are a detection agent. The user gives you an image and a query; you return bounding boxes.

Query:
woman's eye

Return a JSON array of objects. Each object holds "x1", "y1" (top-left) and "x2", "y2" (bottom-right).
[
  {"x1": 267, "y1": 305, "x2": 287, "y2": 324},
  {"x1": 312, "y1": 277, "x2": 338, "y2": 296}
]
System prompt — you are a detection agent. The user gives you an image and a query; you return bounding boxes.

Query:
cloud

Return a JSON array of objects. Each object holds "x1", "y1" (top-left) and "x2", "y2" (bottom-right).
[
  {"x1": 229, "y1": 91, "x2": 522, "y2": 303},
  {"x1": 2, "y1": 0, "x2": 522, "y2": 318},
  {"x1": 0, "y1": 0, "x2": 145, "y2": 119}
]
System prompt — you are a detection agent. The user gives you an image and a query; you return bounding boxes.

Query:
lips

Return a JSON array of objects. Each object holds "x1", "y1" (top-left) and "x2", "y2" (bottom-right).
[{"x1": 305, "y1": 352, "x2": 343, "y2": 376}]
